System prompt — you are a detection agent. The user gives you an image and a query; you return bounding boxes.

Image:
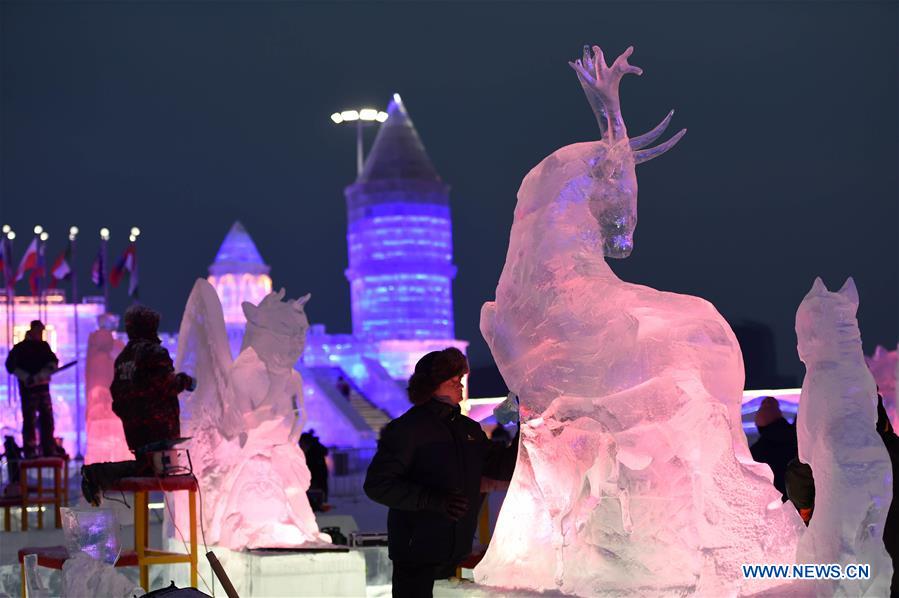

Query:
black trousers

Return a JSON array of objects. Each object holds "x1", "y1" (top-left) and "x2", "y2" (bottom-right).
[
  {"x1": 391, "y1": 561, "x2": 455, "y2": 598},
  {"x1": 20, "y1": 387, "x2": 55, "y2": 456}
]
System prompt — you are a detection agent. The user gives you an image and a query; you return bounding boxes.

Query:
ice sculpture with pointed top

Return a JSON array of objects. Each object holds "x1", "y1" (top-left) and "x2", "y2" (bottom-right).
[
  {"x1": 172, "y1": 279, "x2": 330, "y2": 549},
  {"x1": 475, "y1": 45, "x2": 802, "y2": 596},
  {"x1": 795, "y1": 277, "x2": 893, "y2": 595}
]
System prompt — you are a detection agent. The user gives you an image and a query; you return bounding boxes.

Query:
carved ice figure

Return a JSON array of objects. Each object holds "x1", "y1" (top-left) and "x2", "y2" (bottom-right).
[
  {"x1": 84, "y1": 316, "x2": 130, "y2": 465},
  {"x1": 866, "y1": 345, "x2": 898, "y2": 432},
  {"x1": 795, "y1": 277, "x2": 893, "y2": 596},
  {"x1": 475, "y1": 45, "x2": 802, "y2": 596},
  {"x1": 173, "y1": 279, "x2": 329, "y2": 549}
]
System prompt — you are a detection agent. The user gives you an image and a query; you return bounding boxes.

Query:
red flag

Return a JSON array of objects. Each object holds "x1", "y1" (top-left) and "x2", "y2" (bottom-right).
[
  {"x1": 27, "y1": 240, "x2": 46, "y2": 296},
  {"x1": 110, "y1": 243, "x2": 138, "y2": 297},
  {"x1": 15, "y1": 238, "x2": 38, "y2": 282},
  {"x1": 0, "y1": 237, "x2": 9, "y2": 286},
  {"x1": 49, "y1": 243, "x2": 72, "y2": 289}
]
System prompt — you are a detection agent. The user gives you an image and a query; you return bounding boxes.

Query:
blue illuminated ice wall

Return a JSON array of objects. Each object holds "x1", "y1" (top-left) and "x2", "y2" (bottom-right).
[{"x1": 344, "y1": 96, "x2": 457, "y2": 343}]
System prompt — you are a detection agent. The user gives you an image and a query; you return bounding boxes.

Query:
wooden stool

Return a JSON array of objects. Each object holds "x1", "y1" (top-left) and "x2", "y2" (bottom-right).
[
  {"x1": 17, "y1": 546, "x2": 139, "y2": 598},
  {"x1": 0, "y1": 495, "x2": 21, "y2": 531},
  {"x1": 106, "y1": 475, "x2": 198, "y2": 591},
  {"x1": 19, "y1": 457, "x2": 68, "y2": 530}
]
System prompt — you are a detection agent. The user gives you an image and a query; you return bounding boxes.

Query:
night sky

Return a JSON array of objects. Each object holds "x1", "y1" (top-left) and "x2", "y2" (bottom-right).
[{"x1": 2, "y1": 1, "x2": 896, "y2": 392}]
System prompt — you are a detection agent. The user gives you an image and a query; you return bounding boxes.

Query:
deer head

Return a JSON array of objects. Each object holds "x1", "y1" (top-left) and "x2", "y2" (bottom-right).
[{"x1": 569, "y1": 45, "x2": 686, "y2": 258}]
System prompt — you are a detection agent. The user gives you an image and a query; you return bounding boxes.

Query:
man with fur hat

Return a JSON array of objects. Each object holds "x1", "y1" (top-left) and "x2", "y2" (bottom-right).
[{"x1": 364, "y1": 347, "x2": 518, "y2": 598}]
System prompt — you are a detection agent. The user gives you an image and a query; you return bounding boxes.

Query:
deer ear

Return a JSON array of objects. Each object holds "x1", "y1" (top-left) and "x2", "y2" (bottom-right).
[{"x1": 837, "y1": 277, "x2": 859, "y2": 306}]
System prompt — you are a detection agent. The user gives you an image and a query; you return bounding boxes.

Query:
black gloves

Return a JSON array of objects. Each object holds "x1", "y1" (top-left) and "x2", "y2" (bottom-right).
[{"x1": 422, "y1": 488, "x2": 469, "y2": 521}]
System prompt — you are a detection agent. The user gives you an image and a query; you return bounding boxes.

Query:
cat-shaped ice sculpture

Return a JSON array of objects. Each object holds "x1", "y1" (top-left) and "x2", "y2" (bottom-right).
[
  {"x1": 795, "y1": 277, "x2": 893, "y2": 596},
  {"x1": 173, "y1": 279, "x2": 330, "y2": 549},
  {"x1": 476, "y1": 45, "x2": 802, "y2": 597}
]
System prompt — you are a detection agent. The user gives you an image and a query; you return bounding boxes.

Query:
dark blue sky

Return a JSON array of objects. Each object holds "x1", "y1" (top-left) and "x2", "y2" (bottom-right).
[{"x1": 2, "y1": 1, "x2": 896, "y2": 386}]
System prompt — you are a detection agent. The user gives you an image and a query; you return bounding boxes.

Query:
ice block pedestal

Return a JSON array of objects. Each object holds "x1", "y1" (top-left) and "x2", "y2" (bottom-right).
[{"x1": 162, "y1": 539, "x2": 366, "y2": 597}]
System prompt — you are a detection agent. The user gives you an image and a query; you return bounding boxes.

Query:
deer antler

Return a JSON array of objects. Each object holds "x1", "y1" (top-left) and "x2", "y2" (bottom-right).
[
  {"x1": 630, "y1": 110, "x2": 674, "y2": 150},
  {"x1": 569, "y1": 45, "x2": 642, "y2": 143}
]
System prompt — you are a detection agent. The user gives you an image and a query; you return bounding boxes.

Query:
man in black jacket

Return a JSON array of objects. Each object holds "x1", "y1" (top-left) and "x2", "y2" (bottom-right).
[
  {"x1": 364, "y1": 348, "x2": 518, "y2": 598},
  {"x1": 5, "y1": 321, "x2": 60, "y2": 458},
  {"x1": 750, "y1": 396, "x2": 798, "y2": 501},
  {"x1": 81, "y1": 305, "x2": 194, "y2": 505}
]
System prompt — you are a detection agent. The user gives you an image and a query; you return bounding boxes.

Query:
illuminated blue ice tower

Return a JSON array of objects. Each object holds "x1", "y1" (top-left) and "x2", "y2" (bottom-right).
[{"x1": 343, "y1": 94, "x2": 467, "y2": 380}]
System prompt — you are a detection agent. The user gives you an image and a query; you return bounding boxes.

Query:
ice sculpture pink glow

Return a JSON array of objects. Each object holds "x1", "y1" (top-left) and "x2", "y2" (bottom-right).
[
  {"x1": 173, "y1": 279, "x2": 329, "y2": 549},
  {"x1": 476, "y1": 45, "x2": 802, "y2": 596},
  {"x1": 84, "y1": 319, "x2": 131, "y2": 465},
  {"x1": 795, "y1": 277, "x2": 893, "y2": 595},
  {"x1": 866, "y1": 345, "x2": 898, "y2": 432}
]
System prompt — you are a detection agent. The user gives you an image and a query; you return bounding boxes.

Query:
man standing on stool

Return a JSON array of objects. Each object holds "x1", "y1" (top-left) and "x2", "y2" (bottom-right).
[{"x1": 5, "y1": 320, "x2": 61, "y2": 458}]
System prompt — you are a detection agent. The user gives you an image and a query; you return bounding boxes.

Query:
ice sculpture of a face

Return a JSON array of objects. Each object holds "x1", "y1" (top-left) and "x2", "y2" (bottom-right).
[
  {"x1": 569, "y1": 45, "x2": 686, "y2": 258},
  {"x1": 241, "y1": 289, "x2": 311, "y2": 370}
]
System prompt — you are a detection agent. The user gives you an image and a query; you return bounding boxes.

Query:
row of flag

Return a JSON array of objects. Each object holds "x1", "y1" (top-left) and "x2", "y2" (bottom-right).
[{"x1": 0, "y1": 235, "x2": 139, "y2": 298}]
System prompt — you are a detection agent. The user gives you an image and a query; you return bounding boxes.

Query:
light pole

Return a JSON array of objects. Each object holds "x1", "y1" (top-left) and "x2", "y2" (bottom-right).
[
  {"x1": 330, "y1": 107, "x2": 388, "y2": 176},
  {"x1": 69, "y1": 226, "x2": 84, "y2": 460},
  {"x1": 100, "y1": 227, "x2": 110, "y2": 310}
]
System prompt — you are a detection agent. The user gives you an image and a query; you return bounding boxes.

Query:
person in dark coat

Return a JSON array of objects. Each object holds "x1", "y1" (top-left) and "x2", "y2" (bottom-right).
[
  {"x1": 876, "y1": 394, "x2": 898, "y2": 597},
  {"x1": 785, "y1": 457, "x2": 815, "y2": 525},
  {"x1": 81, "y1": 305, "x2": 194, "y2": 505},
  {"x1": 364, "y1": 347, "x2": 518, "y2": 598},
  {"x1": 5, "y1": 321, "x2": 60, "y2": 457},
  {"x1": 749, "y1": 396, "x2": 798, "y2": 501},
  {"x1": 110, "y1": 305, "x2": 193, "y2": 452},
  {"x1": 300, "y1": 429, "x2": 330, "y2": 509}
]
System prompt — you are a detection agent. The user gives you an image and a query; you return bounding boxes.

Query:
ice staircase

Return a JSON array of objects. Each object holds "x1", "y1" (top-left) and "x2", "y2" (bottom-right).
[
  {"x1": 346, "y1": 387, "x2": 392, "y2": 435},
  {"x1": 301, "y1": 365, "x2": 392, "y2": 436}
]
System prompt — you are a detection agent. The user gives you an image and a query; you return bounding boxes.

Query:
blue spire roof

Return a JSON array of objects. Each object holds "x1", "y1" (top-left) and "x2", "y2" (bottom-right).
[
  {"x1": 357, "y1": 94, "x2": 442, "y2": 184},
  {"x1": 209, "y1": 221, "x2": 270, "y2": 276}
]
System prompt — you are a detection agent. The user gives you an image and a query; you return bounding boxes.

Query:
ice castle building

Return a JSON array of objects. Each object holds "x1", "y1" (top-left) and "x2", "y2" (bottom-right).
[
  {"x1": 305, "y1": 94, "x2": 467, "y2": 384},
  {"x1": 208, "y1": 96, "x2": 467, "y2": 447},
  {"x1": 207, "y1": 221, "x2": 273, "y2": 358}
]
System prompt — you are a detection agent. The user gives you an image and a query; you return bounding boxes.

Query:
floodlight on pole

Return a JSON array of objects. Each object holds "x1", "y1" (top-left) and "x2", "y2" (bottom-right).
[
  {"x1": 40, "y1": 232, "x2": 49, "y2": 242},
  {"x1": 69, "y1": 226, "x2": 79, "y2": 241},
  {"x1": 130, "y1": 227, "x2": 141, "y2": 238},
  {"x1": 100, "y1": 227, "x2": 110, "y2": 241},
  {"x1": 330, "y1": 104, "x2": 389, "y2": 176},
  {"x1": 7, "y1": 231, "x2": 15, "y2": 240},
  {"x1": 34, "y1": 225, "x2": 43, "y2": 235},
  {"x1": 1, "y1": 225, "x2": 9, "y2": 234}
]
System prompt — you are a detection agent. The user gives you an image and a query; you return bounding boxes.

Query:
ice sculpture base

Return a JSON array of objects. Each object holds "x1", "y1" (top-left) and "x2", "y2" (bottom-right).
[{"x1": 163, "y1": 538, "x2": 366, "y2": 597}]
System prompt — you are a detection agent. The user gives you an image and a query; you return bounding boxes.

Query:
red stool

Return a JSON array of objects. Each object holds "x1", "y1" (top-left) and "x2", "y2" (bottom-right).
[
  {"x1": 0, "y1": 495, "x2": 21, "y2": 531},
  {"x1": 106, "y1": 475, "x2": 198, "y2": 591},
  {"x1": 19, "y1": 457, "x2": 69, "y2": 530},
  {"x1": 17, "y1": 546, "x2": 138, "y2": 598}
]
